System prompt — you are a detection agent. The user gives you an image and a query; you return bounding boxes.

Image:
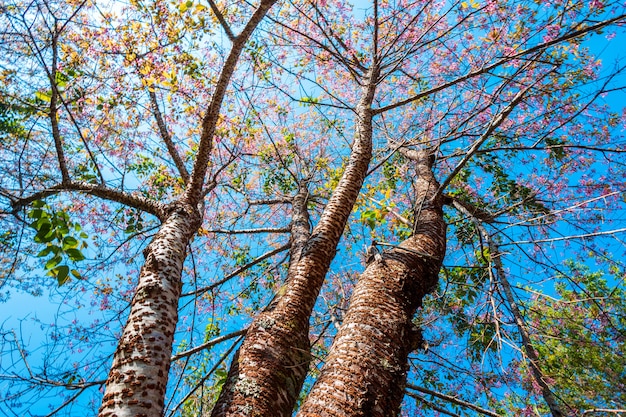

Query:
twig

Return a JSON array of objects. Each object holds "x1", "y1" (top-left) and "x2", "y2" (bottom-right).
[
  {"x1": 181, "y1": 242, "x2": 291, "y2": 297},
  {"x1": 406, "y1": 384, "x2": 502, "y2": 417},
  {"x1": 171, "y1": 328, "x2": 248, "y2": 361}
]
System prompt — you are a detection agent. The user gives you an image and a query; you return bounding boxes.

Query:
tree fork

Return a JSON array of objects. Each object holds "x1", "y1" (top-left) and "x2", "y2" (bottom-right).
[{"x1": 211, "y1": 66, "x2": 380, "y2": 417}]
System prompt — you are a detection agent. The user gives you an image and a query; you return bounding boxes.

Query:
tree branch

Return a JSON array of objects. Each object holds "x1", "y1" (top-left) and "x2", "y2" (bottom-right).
[
  {"x1": 44, "y1": 24, "x2": 70, "y2": 183},
  {"x1": 504, "y1": 227, "x2": 626, "y2": 245},
  {"x1": 10, "y1": 182, "x2": 168, "y2": 219},
  {"x1": 181, "y1": 242, "x2": 291, "y2": 297},
  {"x1": 148, "y1": 90, "x2": 190, "y2": 183},
  {"x1": 207, "y1": 0, "x2": 235, "y2": 41},
  {"x1": 171, "y1": 328, "x2": 248, "y2": 361},
  {"x1": 582, "y1": 409, "x2": 626, "y2": 416},
  {"x1": 436, "y1": 71, "x2": 547, "y2": 196},
  {"x1": 455, "y1": 201, "x2": 567, "y2": 417},
  {"x1": 184, "y1": 0, "x2": 278, "y2": 205},
  {"x1": 204, "y1": 226, "x2": 291, "y2": 235},
  {"x1": 373, "y1": 15, "x2": 626, "y2": 115},
  {"x1": 406, "y1": 384, "x2": 502, "y2": 417},
  {"x1": 405, "y1": 391, "x2": 461, "y2": 417}
]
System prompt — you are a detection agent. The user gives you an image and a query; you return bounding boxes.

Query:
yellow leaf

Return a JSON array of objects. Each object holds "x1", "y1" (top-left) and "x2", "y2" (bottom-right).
[{"x1": 179, "y1": 0, "x2": 193, "y2": 12}]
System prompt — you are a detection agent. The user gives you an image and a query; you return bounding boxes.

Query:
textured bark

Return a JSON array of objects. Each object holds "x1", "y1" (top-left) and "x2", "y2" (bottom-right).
[
  {"x1": 297, "y1": 150, "x2": 446, "y2": 417},
  {"x1": 98, "y1": 203, "x2": 202, "y2": 417},
  {"x1": 97, "y1": 2, "x2": 278, "y2": 414},
  {"x1": 211, "y1": 68, "x2": 379, "y2": 417}
]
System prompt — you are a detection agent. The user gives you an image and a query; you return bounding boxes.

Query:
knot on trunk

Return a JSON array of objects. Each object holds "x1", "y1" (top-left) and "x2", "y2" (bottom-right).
[
  {"x1": 166, "y1": 201, "x2": 203, "y2": 229},
  {"x1": 407, "y1": 324, "x2": 429, "y2": 353}
]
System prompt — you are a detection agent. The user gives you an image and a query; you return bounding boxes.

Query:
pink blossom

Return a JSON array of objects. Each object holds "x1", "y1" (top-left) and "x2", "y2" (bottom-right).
[
  {"x1": 542, "y1": 24, "x2": 561, "y2": 42},
  {"x1": 590, "y1": 0, "x2": 604, "y2": 8}
]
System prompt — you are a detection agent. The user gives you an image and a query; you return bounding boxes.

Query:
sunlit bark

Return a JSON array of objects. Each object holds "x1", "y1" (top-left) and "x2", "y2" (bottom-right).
[
  {"x1": 98, "y1": 203, "x2": 201, "y2": 417},
  {"x1": 98, "y1": 0, "x2": 279, "y2": 414},
  {"x1": 297, "y1": 149, "x2": 446, "y2": 417}
]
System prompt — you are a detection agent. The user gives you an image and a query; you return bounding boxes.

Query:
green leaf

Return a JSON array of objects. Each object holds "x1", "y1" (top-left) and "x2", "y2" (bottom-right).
[
  {"x1": 66, "y1": 248, "x2": 85, "y2": 262},
  {"x1": 37, "y1": 246, "x2": 55, "y2": 258},
  {"x1": 45, "y1": 255, "x2": 62, "y2": 270},
  {"x1": 35, "y1": 91, "x2": 51, "y2": 103},
  {"x1": 56, "y1": 265, "x2": 70, "y2": 285},
  {"x1": 28, "y1": 208, "x2": 43, "y2": 220},
  {"x1": 62, "y1": 236, "x2": 79, "y2": 250},
  {"x1": 34, "y1": 224, "x2": 55, "y2": 243}
]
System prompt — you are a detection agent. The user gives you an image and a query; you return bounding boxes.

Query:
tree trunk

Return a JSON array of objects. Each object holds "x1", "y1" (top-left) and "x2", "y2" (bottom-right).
[
  {"x1": 211, "y1": 68, "x2": 380, "y2": 417},
  {"x1": 297, "y1": 150, "x2": 446, "y2": 417},
  {"x1": 98, "y1": 203, "x2": 202, "y2": 417}
]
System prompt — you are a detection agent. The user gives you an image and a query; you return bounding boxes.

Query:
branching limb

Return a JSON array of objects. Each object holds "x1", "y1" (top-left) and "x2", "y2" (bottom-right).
[
  {"x1": 246, "y1": 197, "x2": 292, "y2": 205},
  {"x1": 207, "y1": 0, "x2": 235, "y2": 41},
  {"x1": 582, "y1": 409, "x2": 626, "y2": 416},
  {"x1": 167, "y1": 336, "x2": 243, "y2": 417},
  {"x1": 203, "y1": 226, "x2": 291, "y2": 235},
  {"x1": 505, "y1": 227, "x2": 626, "y2": 245},
  {"x1": 436, "y1": 70, "x2": 547, "y2": 196},
  {"x1": 10, "y1": 181, "x2": 168, "y2": 220},
  {"x1": 373, "y1": 14, "x2": 626, "y2": 115},
  {"x1": 185, "y1": 0, "x2": 278, "y2": 205},
  {"x1": 24, "y1": 7, "x2": 105, "y2": 186},
  {"x1": 171, "y1": 328, "x2": 248, "y2": 361},
  {"x1": 148, "y1": 90, "x2": 190, "y2": 183},
  {"x1": 405, "y1": 390, "x2": 461, "y2": 417},
  {"x1": 453, "y1": 201, "x2": 568, "y2": 417},
  {"x1": 406, "y1": 384, "x2": 502, "y2": 417},
  {"x1": 181, "y1": 242, "x2": 291, "y2": 297},
  {"x1": 34, "y1": 21, "x2": 70, "y2": 184}
]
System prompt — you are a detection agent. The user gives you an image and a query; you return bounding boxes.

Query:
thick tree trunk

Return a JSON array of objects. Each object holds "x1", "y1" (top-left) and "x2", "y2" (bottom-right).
[
  {"x1": 297, "y1": 150, "x2": 446, "y2": 417},
  {"x1": 98, "y1": 203, "x2": 201, "y2": 417},
  {"x1": 211, "y1": 68, "x2": 379, "y2": 417}
]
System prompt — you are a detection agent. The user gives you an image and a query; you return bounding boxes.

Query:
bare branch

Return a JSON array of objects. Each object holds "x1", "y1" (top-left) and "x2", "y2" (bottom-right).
[
  {"x1": 207, "y1": 0, "x2": 235, "y2": 41},
  {"x1": 406, "y1": 384, "x2": 502, "y2": 417},
  {"x1": 148, "y1": 90, "x2": 190, "y2": 183},
  {"x1": 405, "y1": 390, "x2": 461, "y2": 417},
  {"x1": 204, "y1": 226, "x2": 291, "y2": 235},
  {"x1": 246, "y1": 197, "x2": 292, "y2": 205},
  {"x1": 171, "y1": 328, "x2": 248, "y2": 361},
  {"x1": 456, "y1": 201, "x2": 568, "y2": 417},
  {"x1": 436, "y1": 71, "x2": 547, "y2": 196},
  {"x1": 505, "y1": 227, "x2": 626, "y2": 245},
  {"x1": 11, "y1": 181, "x2": 168, "y2": 219},
  {"x1": 167, "y1": 336, "x2": 243, "y2": 417},
  {"x1": 181, "y1": 242, "x2": 291, "y2": 297},
  {"x1": 373, "y1": 15, "x2": 626, "y2": 115},
  {"x1": 583, "y1": 409, "x2": 626, "y2": 416}
]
